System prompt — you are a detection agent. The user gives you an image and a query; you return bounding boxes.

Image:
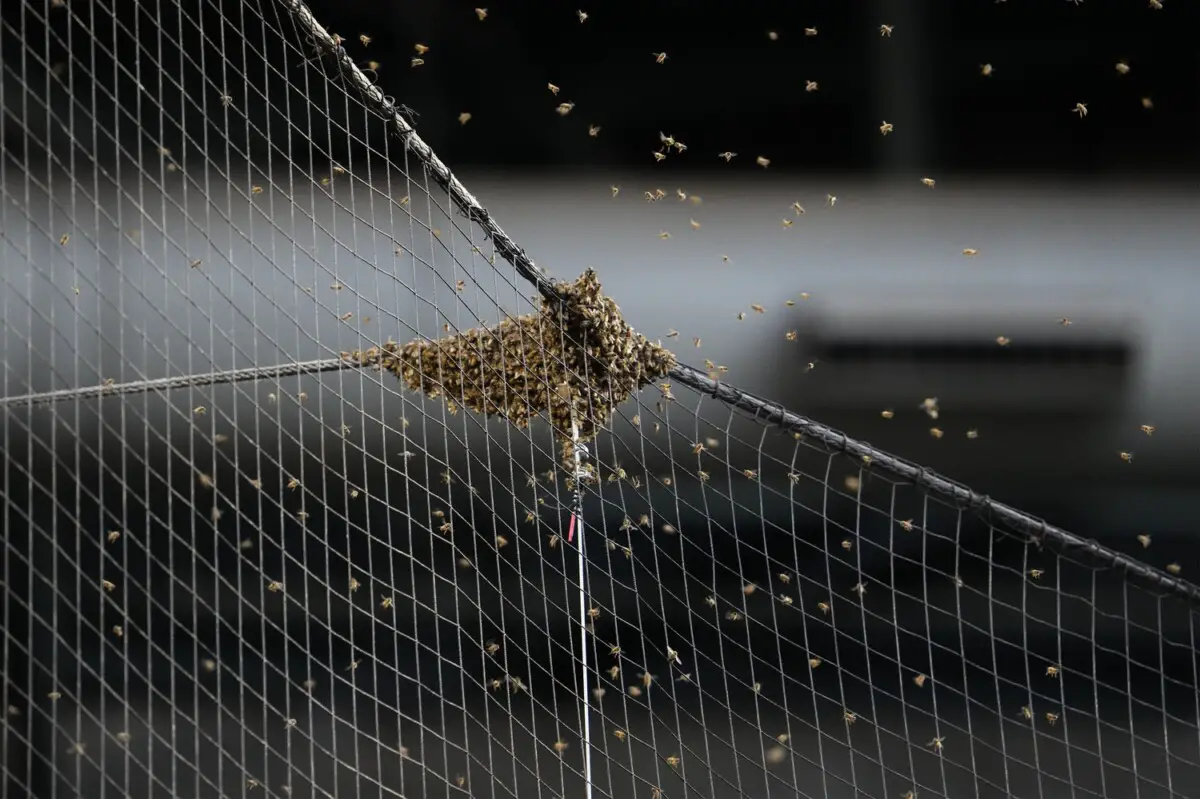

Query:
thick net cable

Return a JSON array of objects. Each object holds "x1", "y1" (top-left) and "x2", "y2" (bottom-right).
[{"x1": 3, "y1": 1, "x2": 1200, "y2": 799}]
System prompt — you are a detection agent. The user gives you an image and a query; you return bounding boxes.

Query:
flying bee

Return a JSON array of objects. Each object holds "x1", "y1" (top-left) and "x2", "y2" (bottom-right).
[
  {"x1": 963, "y1": 248, "x2": 979, "y2": 257},
  {"x1": 1137, "y1": 534, "x2": 1151, "y2": 548},
  {"x1": 556, "y1": 102, "x2": 575, "y2": 116},
  {"x1": 589, "y1": 124, "x2": 601, "y2": 137},
  {"x1": 613, "y1": 729, "x2": 626, "y2": 742},
  {"x1": 1119, "y1": 451, "x2": 1134, "y2": 463},
  {"x1": 718, "y1": 151, "x2": 737, "y2": 162},
  {"x1": 1029, "y1": 569, "x2": 1044, "y2": 580},
  {"x1": 980, "y1": 63, "x2": 994, "y2": 76},
  {"x1": 106, "y1": 530, "x2": 121, "y2": 544},
  {"x1": 928, "y1": 736, "x2": 945, "y2": 753},
  {"x1": 1045, "y1": 712, "x2": 1059, "y2": 726},
  {"x1": 880, "y1": 120, "x2": 894, "y2": 135},
  {"x1": 1072, "y1": 102, "x2": 1088, "y2": 118},
  {"x1": 913, "y1": 674, "x2": 928, "y2": 688},
  {"x1": 553, "y1": 740, "x2": 569, "y2": 754},
  {"x1": 1140, "y1": 424, "x2": 1155, "y2": 435},
  {"x1": 101, "y1": 579, "x2": 117, "y2": 593},
  {"x1": 880, "y1": 24, "x2": 894, "y2": 37},
  {"x1": 817, "y1": 601, "x2": 830, "y2": 614},
  {"x1": 756, "y1": 156, "x2": 770, "y2": 168},
  {"x1": 805, "y1": 80, "x2": 818, "y2": 92},
  {"x1": 844, "y1": 711, "x2": 857, "y2": 725},
  {"x1": 921, "y1": 177, "x2": 936, "y2": 188},
  {"x1": 1167, "y1": 563, "x2": 1182, "y2": 575},
  {"x1": 1020, "y1": 705, "x2": 1033, "y2": 720},
  {"x1": 380, "y1": 596, "x2": 393, "y2": 610},
  {"x1": 577, "y1": 9, "x2": 588, "y2": 22},
  {"x1": 664, "y1": 754, "x2": 681, "y2": 768},
  {"x1": 809, "y1": 657, "x2": 821, "y2": 669},
  {"x1": 652, "y1": 52, "x2": 668, "y2": 64},
  {"x1": 1046, "y1": 665, "x2": 1060, "y2": 678},
  {"x1": 851, "y1": 582, "x2": 867, "y2": 597},
  {"x1": 704, "y1": 596, "x2": 717, "y2": 607}
]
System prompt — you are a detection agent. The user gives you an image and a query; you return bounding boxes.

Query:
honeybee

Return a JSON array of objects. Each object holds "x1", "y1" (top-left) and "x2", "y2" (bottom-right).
[
  {"x1": 475, "y1": 8, "x2": 488, "y2": 20},
  {"x1": 1119, "y1": 451, "x2": 1134, "y2": 463},
  {"x1": 805, "y1": 27, "x2": 818, "y2": 36},
  {"x1": 548, "y1": 84, "x2": 560, "y2": 97},
  {"x1": 589, "y1": 125, "x2": 601, "y2": 137},
  {"x1": 1046, "y1": 665, "x2": 1060, "y2": 678},
  {"x1": 652, "y1": 52, "x2": 668, "y2": 64},
  {"x1": 1140, "y1": 424, "x2": 1155, "y2": 435},
  {"x1": 1167, "y1": 563, "x2": 1182, "y2": 575},
  {"x1": 1072, "y1": 102, "x2": 1088, "y2": 118},
  {"x1": 962, "y1": 248, "x2": 979, "y2": 257},
  {"x1": 106, "y1": 530, "x2": 121, "y2": 544},
  {"x1": 880, "y1": 120, "x2": 894, "y2": 135},
  {"x1": 756, "y1": 156, "x2": 771, "y2": 168},
  {"x1": 880, "y1": 24, "x2": 894, "y2": 37},
  {"x1": 553, "y1": 740, "x2": 569, "y2": 754},
  {"x1": 881, "y1": 409, "x2": 895, "y2": 419},
  {"x1": 851, "y1": 582, "x2": 867, "y2": 597},
  {"x1": 809, "y1": 657, "x2": 821, "y2": 669},
  {"x1": 577, "y1": 10, "x2": 588, "y2": 22},
  {"x1": 664, "y1": 754, "x2": 681, "y2": 768},
  {"x1": 718, "y1": 151, "x2": 737, "y2": 162},
  {"x1": 928, "y1": 736, "x2": 944, "y2": 753},
  {"x1": 844, "y1": 711, "x2": 857, "y2": 725},
  {"x1": 1137, "y1": 534, "x2": 1151, "y2": 548},
  {"x1": 817, "y1": 602, "x2": 830, "y2": 614},
  {"x1": 805, "y1": 80, "x2": 818, "y2": 92},
  {"x1": 929, "y1": 427, "x2": 944, "y2": 439},
  {"x1": 613, "y1": 729, "x2": 627, "y2": 741},
  {"x1": 556, "y1": 102, "x2": 575, "y2": 116},
  {"x1": 921, "y1": 177, "x2": 936, "y2": 188},
  {"x1": 980, "y1": 63, "x2": 994, "y2": 76},
  {"x1": 101, "y1": 579, "x2": 116, "y2": 592}
]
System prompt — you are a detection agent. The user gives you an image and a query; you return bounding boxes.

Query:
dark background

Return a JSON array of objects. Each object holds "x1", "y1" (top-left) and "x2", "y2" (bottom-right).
[{"x1": 3, "y1": 0, "x2": 1200, "y2": 797}]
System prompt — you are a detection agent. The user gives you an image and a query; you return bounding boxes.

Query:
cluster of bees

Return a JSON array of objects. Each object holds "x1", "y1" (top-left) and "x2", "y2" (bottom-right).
[{"x1": 346, "y1": 268, "x2": 677, "y2": 467}]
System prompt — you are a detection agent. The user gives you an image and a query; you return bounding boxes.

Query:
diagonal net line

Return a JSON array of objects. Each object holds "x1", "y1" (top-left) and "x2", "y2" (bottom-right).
[{"x1": 4, "y1": 1, "x2": 1200, "y2": 799}]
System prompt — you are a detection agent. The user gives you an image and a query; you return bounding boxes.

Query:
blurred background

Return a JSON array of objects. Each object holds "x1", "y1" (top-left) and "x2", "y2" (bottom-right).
[{"x1": 3, "y1": 0, "x2": 1200, "y2": 797}]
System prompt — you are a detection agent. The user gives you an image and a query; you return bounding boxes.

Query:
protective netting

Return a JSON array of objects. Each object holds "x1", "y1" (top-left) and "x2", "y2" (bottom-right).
[{"x1": 3, "y1": 1, "x2": 1200, "y2": 798}]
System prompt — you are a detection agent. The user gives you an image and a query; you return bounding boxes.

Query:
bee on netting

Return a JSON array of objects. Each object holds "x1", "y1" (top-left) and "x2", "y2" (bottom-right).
[
  {"x1": 901, "y1": 791, "x2": 916, "y2": 799},
  {"x1": 663, "y1": 754, "x2": 681, "y2": 768},
  {"x1": 115, "y1": 731, "x2": 132, "y2": 743},
  {"x1": 285, "y1": 718, "x2": 298, "y2": 729},
  {"x1": 609, "y1": 644, "x2": 622, "y2": 658},
  {"x1": 928, "y1": 736, "x2": 945, "y2": 753},
  {"x1": 809, "y1": 657, "x2": 821, "y2": 669},
  {"x1": 724, "y1": 610, "x2": 743, "y2": 622},
  {"x1": 913, "y1": 674, "x2": 928, "y2": 688},
  {"x1": 817, "y1": 601, "x2": 831, "y2": 615},
  {"x1": 613, "y1": 729, "x2": 627, "y2": 742},
  {"x1": 697, "y1": 470, "x2": 710, "y2": 482},
  {"x1": 1028, "y1": 569, "x2": 1044, "y2": 580},
  {"x1": 553, "y1": 739, "x2": 570, "y2": 754},
  {"x1": 1046, "y1": 665, "x2": 1060, "y2": 678},
  {"x1": 218, "y1": 89, "x2": 234, "y2": 108},
  {"x1": 101, "y1": 579, "x2": 117, "y2": 593},
  {"x1": 286, "y1": 477, "x2": 300, "y2": 490},
  {"x1": 607, "y1": 665, "x2": 620, "y2": 679},
  {"x1": 198, "y1": 472, "x2": 214, "y2": 489},
  {"x1": 1045, "y1": 711, "x2": 1059, "y2": 726},
  {"x1": 851, "y1": 582, "x2": 867, "y2": 597},
  {"x1": 844, "y1": 711, "x2": 857, "y2": 725},
  {"x1": 112, "y1": 625, "x2": 124, "y2": 638},
  {"x1": 841, "y1": 539, "x2": 853, "y2": 551},
  {"x1": 456, "y1": 776, "x2": 467, "y2": 789},
  {"x1": 380, "y1": 596, "x2": 394, "y2": 610},
  {"x1": 704, "y1": 596, "x2": 717, "y2": 608},
  {"x1": 743, "y1": 469, "x2": 758, "y2": 480},
  {"x1": 587, "y1": 606, "x2": 602, "y2": 620},
  {"x1": 267, "y1": 580, "x2": 284, "y2": 593},
  {"x1": 106, "y1": 531, "x2": 121, "y2": 544},
  {"x1": 251, "y1": 185, "x2": 264, "y2": 195},
  {"x1": 787, "y1": 472, "x2": 801, "y2": 485}
]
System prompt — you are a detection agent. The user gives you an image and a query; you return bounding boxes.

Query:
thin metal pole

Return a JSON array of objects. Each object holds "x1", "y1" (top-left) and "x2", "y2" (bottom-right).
[{"x1": 566, "y1": 416, "x2": 594, "y2": 799}]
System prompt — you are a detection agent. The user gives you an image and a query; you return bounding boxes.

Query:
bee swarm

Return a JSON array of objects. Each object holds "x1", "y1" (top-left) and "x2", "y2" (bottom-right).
[{"x1": 347, "y1": 269, "x2": 676, "y2": 464}]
